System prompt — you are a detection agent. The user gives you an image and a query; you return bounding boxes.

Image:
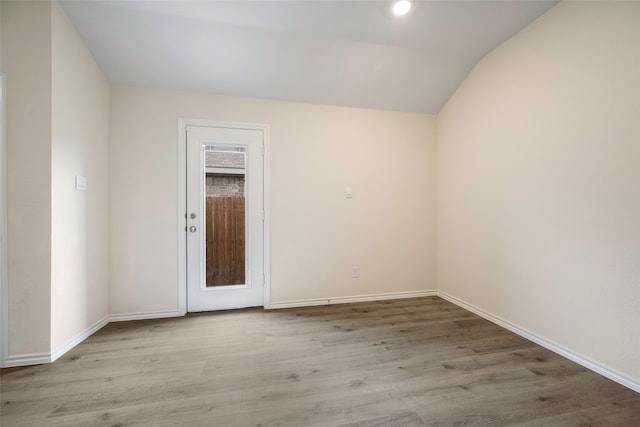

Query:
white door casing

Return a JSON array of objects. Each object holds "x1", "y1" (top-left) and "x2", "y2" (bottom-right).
[{"x1": 0, "y1": 74, "x2": 7, "y2": 366}]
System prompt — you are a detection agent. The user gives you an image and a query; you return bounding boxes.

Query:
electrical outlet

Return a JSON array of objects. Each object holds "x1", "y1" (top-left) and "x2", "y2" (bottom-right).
[
  {"x1": 352, "y1": 266, "x2": 360, "y2": 278},
  {"x1": 345, "y1": 186, "x2": 353, "y2": 198}
]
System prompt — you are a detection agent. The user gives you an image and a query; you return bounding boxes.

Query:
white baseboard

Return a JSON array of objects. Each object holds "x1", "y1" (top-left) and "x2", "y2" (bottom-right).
[
  {"x1": 3, "y1": 315, "x2": 110, "y2": 368},
  {"x1": 2, "y1": 311, "x2": 184, "y2": 368},
  {"x1": 437, "y1": 290, "x2": 640, "y2": 394},
  {"x1": 8, "y1": 291, "x2": 637, "y2": 395},
  {"x1": 51, "y1": 315, "x2": 109, "y2": 362},
  {"x1": 4, "y1": 352, "x2": 51, "y2": 367},
  {"x1": 266, "y1": 298, "x2": 329, "y2": 309},
  {"x1": 267, "y1": 290, "x2": 437, "y2": 310},
  {"x1": 109, "y1": 310, "x2": 183, "y2": 322}
]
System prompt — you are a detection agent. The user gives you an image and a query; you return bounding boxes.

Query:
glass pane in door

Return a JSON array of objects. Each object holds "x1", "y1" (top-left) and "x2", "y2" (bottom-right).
[{"x1": 203, "y1": 146, "x2": 246, "y2": 287}]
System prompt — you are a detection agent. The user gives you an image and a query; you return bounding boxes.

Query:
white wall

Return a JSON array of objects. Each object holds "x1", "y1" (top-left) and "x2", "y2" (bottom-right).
[
  {"x1": 0, "y1": 0, "x2": 110, "y2": 362},
  {"x1": 0, "y1": 0, "x2": 2, "y2": 69},
  {"x1": 438, "y1": 1, "x2": 640, "y2": 384},
  {"x1": 0, "y1": 1, "x2": 6, "y2": 365},
  {"x1": 1, "y1": 0, "x2": 52, "y2": 356},
  {"x1": 110, "y1": 87, "x2": 437, "y2": 314},
  {"x1": 51, "y1": 2, "x2": 110, "y2": 351}
]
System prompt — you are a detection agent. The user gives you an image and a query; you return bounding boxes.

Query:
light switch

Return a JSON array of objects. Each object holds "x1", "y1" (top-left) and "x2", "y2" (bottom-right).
[
  {"x1": 75, "y1": 175, "x2": 87, "y2": 191},
  {"x1": 345, "y1": 186, "x2": 353, "y2": 198}
]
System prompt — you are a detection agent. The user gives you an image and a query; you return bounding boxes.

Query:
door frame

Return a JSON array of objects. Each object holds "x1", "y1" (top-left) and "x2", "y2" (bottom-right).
[
  {"x1": 177, "y1": 118, "x2": 271, "y2": 314},
  {"x1": 0, "y1": 74, "x2": 8, "y2": 367}
]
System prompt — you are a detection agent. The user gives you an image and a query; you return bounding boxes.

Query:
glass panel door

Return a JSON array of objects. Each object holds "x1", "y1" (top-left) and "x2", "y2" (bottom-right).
[{"x1": 186, "y1": 125, "x2": 264, "y2": 312}]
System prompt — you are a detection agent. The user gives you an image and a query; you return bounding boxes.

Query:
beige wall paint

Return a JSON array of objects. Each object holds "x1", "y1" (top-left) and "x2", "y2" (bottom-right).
[
  {"x1": 0, "y1": 2, "x2": 3, "y2": 70},
  {"x1": 0, "y1": 0, "x2": 110, "y2": 360},
  {"x1": 110, "y1": 87, "x2": 436, "y2": 314},
  {"x1": 438, "y1": 1, "x2": 640, "y2": 383},
  {"x1": 51, "y1": 2, "x2": 110, "y2": 350},
  {"x1": 1, "y1": 1, "x2": 53, "y2": 355},
  {"x1": 0, "y1": 0, "x2": 5, "y2": 364}
]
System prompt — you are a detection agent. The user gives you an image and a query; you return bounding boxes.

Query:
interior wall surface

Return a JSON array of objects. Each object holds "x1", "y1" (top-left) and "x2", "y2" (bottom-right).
[
  {"x1": 437, "y1": 1, "x2": 640, "y2": 384},
  {"x1": 1, "y1": 0, "x2": 53, "y2": 357},
  {"x1": 110, "y1": 87, "x2": 437, "y2": 314},
  {"x1": 51, "y1": 1, "x2": 110, "y2": 351}
]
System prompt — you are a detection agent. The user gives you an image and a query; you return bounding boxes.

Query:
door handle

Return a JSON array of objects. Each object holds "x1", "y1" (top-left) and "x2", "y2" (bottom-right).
[{"x1": 189, "y1": 226, "x2": 197, "y2": 233}]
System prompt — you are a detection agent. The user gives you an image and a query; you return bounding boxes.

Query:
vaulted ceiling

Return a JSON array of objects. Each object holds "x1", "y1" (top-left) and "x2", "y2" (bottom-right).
[{"x1": 60, "y1": 0, "x2": 558, "y2": 114}]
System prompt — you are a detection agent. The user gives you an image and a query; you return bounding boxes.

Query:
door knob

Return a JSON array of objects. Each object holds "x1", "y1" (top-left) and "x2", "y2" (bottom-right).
[{"x1": 189, "y1": 226, "x2": 197, "y2": 233}]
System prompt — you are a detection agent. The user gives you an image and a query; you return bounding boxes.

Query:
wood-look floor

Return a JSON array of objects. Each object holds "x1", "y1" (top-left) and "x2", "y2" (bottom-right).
[{"x1": 1, "y1": 297, "x2": 639, "y2": 426}]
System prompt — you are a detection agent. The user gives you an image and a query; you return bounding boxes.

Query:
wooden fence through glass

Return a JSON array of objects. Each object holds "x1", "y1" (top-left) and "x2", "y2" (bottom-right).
[{"x1": 206, "y1": 196, "x2": 246, "y2": 287}]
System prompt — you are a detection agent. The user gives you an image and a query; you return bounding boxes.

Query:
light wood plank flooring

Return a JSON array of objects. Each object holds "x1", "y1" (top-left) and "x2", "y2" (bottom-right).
[{"x1": 1, "y1": 297, "x2": 639, "y2": 426}]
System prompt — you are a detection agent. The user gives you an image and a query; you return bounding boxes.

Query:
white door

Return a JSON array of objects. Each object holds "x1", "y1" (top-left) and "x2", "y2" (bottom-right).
[{"x1": 186, "y1": 125, "x2": 265, "y2": 312}]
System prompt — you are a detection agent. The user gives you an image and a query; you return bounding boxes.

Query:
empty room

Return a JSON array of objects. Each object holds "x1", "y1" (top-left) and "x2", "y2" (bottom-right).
[{"x1": 1, "y1": 0, "x2": 639, "y2": 426}]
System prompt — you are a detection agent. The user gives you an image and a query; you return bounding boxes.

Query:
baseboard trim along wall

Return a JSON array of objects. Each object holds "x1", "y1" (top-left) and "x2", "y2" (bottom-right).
[
  {"x1": 51, "y1": 315, "x2": 109, "y2": 362},
  {"x1": 4, "y1": 352, "x2": 52, "y2": 367},
  {"x1": 2, "y1": 312, "x2": 181, "y2": 367},
  {"x1": 266, "y1": 290, "x2": 437, "y2": 310},
  {"x1": 108, "y1": 310, "x2": 183, "y2": 322},
  {"x1": 5, "y1": 290, "x2": 639, "y2": 395},
  {"x1": 437, "y1": 291, "x2": 640, "y2": 394},
  {"x1": 3, "y1": 315, "x2": 110, "y2": 367}
]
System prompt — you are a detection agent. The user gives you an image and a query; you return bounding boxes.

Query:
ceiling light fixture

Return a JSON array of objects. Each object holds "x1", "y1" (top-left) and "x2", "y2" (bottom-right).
[{"x1": 392, "y1": 0, "x2": 412, "y2": 17}]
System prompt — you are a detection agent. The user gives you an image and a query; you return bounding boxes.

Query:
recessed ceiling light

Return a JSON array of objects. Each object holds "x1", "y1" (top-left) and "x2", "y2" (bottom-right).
[{"x1": 392, "y1": 0, "x2": 412, "y2": 17}]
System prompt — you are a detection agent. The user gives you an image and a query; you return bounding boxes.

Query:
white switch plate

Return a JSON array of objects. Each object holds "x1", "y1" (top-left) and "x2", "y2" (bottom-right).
[
  {"x1": 352, "y1": 266, "x2": 360, "y2": 278},
  {"x1": 75, "y1": 175, "x2": 87, "y2": 191},
  {"x1": 345, "y1": 186, "x2": 353, "y2": 198}
]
